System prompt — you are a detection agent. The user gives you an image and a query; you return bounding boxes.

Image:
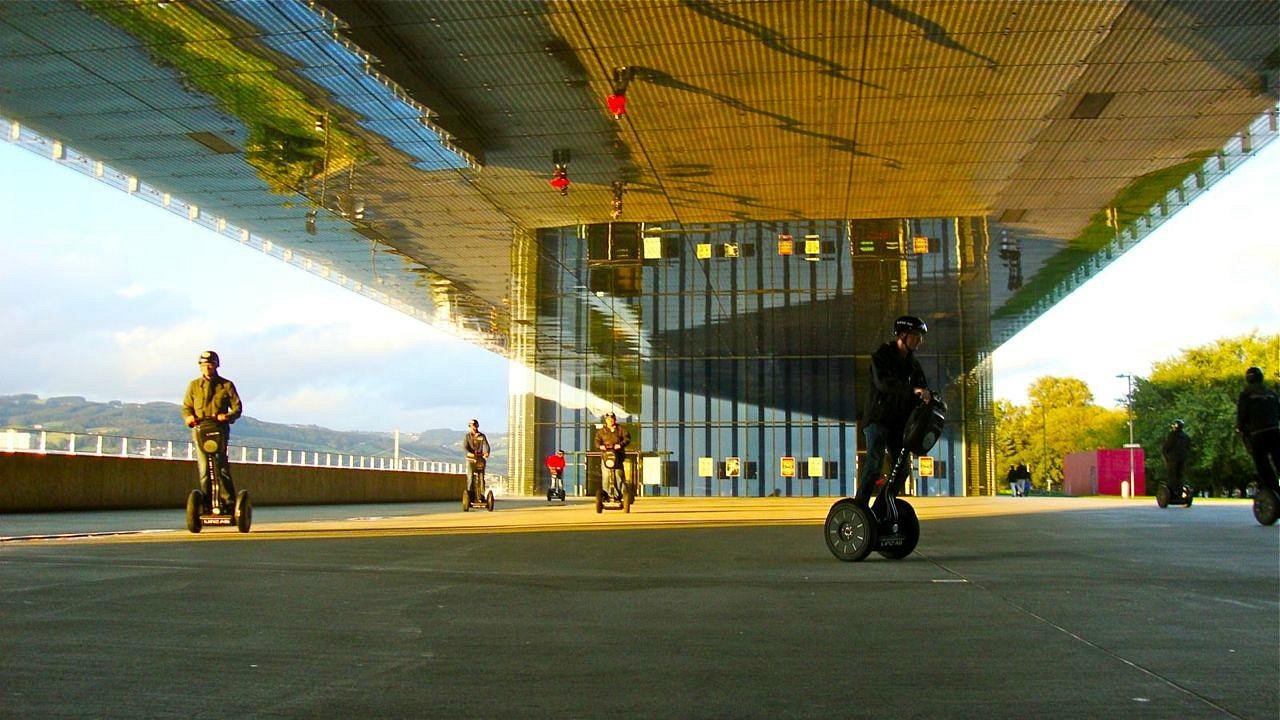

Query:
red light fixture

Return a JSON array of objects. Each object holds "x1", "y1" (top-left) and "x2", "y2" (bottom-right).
[
  {"x1": 606, "y1": 93, "x2": 627, "y2": 119},
  {"x1": 607, "y1": 66, "x2": 634, "y2": 121},
  {"x1": 550, "y1": 164, "x2": 569, "y2": 195}
]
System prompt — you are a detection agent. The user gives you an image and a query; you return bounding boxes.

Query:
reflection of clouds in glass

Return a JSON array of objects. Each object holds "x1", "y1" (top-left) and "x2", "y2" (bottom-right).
[
  {"x1": 0, "y1": 141, "x2": 507, "y2": 433},
  {"x1": 509, "y1": 361, "x2": 630, "y2": 420}
]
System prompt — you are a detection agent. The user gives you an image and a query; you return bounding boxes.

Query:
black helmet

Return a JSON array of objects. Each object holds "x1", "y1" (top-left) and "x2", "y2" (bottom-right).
[
  {"x1": 893, "y1": 315, "x2": 927, "y2": 335},
  {"x1": 1245, "y1": 366, "x2": 1263, "y2": 384},
  {"x1": 198, "y1": 350, "x2": 220, "y2": 367},
  {"x1": 1170, "y1": 419, "x2": 1185, "y2": 430}
]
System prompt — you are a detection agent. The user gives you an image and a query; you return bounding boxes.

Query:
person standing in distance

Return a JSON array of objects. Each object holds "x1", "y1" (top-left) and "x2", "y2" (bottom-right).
[
  {"x1": 464, "y1": 419, "x2": 491, "y2": 500},
  {"x1": 855, "y1": 316, "x2": 932, "y2": 505},
  {"x1": 181, "y1": 350, "x2": 242, "y2": 510},
  {"x1": 1236, "y1": 367, "x2": 1280, "y2": 498}
]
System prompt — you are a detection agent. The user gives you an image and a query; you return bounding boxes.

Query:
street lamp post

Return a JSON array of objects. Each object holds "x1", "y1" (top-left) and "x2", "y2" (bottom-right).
[{"x1": 1117, "y1": 373, "x2": 1136, "y2": 499}]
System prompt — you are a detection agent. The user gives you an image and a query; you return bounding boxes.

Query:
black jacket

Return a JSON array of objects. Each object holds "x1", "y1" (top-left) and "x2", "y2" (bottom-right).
[
  {"x1": 1161, "y1": 428, "x2": 1191, "y2": 463},
  {"x1": 862, "y1": 341, "x2": 928, "y2": 431},
  {"x1": 1237, "y1": 382, "x2": 1280, "y2": 436}
]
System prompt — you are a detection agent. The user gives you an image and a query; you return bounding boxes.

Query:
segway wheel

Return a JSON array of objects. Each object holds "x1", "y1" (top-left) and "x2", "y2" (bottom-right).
[
  {"x1": 1183, "y1": 491, "x2": 1193, "y2": 508},
  {"x1": 547, "y1": 488, "x2": 554, "y2": 502},
  {"x1": 1253, "y1": 486, "x2": 1279, "y2": 526},
  {"x1": 824, "y1": 499, "x2": 876, "y2": 562},
  {"x1": 462, "y1": 490, "x2": 471, "y2": 512},
  {"x1": 623, "y1": 485, "x2": 633, "y2": 514},
  {"x1": 186, "y1": 490, "x2": 203, "y2": 533},
  {"x1": 1156, "y1": 484, "x2": 1170, "y2": 509},
  {"x1": 234, "y1": 490, "x2": 252, "y2": 533},
  {"x1": 595, "y1": 490, "x2": 605, "y2": 514},
  {"x1": 877, "y1": 498, "x2": 920, "y2": 560},
  {"x1": 485, "y1": 490, "x2": 495, "y2": 512}
]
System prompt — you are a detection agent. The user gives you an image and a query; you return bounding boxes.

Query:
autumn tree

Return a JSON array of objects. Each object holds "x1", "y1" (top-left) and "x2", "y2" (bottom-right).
[{"x1": 994, "y1": 377, "x2": 1127, "y2": 492}]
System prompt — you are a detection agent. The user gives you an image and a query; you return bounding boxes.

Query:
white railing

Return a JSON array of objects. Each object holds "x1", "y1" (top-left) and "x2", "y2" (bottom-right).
[{"x1": 0, "y1": 427, "x2": 491, "y2": 481}]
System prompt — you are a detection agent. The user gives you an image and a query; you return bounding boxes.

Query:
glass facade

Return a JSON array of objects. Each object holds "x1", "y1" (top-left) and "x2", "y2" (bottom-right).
[{"x1": 508, "y1": 218, "x2": 995, "y2": 498}]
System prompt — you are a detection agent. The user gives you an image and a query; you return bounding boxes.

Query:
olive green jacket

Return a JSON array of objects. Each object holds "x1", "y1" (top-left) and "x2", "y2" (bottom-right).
[{"x1": 181, "y1": 375, "x2": 243, "y2": 427}]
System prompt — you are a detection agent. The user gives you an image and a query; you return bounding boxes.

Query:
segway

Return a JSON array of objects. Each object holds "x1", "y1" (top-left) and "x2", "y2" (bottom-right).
[
  {"x1": 1253, "y1": 486, "x2": 1279, "y2": 526},
  {"x1": 185, "y1": 419, "x2": 251, "y2": 533},
  {"x1": 824, "y1": 398, "x2": 946, "y2": 561},
  {"x1": 462, "y1": 456, "x2": 495, "y2": 512},
  {"x1": 1155, "y1": 482, "x2": 1193, "y2": 508},
  {"x1": 595, "y1": 450, "x2": 633, "y2": 513},
  {"x1": 547, "y1": 468, "x2": 567, "y2": 503}
]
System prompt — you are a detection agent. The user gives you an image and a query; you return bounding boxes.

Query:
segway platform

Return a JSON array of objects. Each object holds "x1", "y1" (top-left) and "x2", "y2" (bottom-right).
[
  {"x1": 824, "y1": 398, "x2": 944, "y2": 562},
  {"x1": 1155, "y1": 483, "x2": 1193, "y2": 508},
  {"x1": 463, "y1": 488, "x2": 495, "y2": 512},
  {"x1": 186, "y1": 489, "x2": 252, "y2": 533},
  {"x1": 595, "y1": 485, "x2": 633, "y2": 513}
]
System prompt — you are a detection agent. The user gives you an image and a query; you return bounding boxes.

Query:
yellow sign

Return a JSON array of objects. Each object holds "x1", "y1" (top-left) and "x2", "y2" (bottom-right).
[
  {"x1": 780, "y1": 456, "x2": 796, "y2": 477},
  {"x1": 918, "y1": 456, "x2": 934, "y2": 477},
  {"x1": 696, "y1": 243, "x2": 712, "y2": 259},
  {"x1": 777, "y1": 238, "x2": 794, "y2": 256},
  {"x1": 808, "y1": 456, "x2": 824, "y2": 478},
  {"x1": 725, "y1": 456, "x2": 741, "y2": 477},
  {"x1": 698, "y1": 456, "x2": 714, "y2": 477},
  {"x1": 913, "y1": 235, "x2": 931, "y2": 254},
  {"x1": 723, "y1": 242, "x2": 739, "y2": 258},
  {"x1": 643, "y1": 236, "x2": 663, "y2": 259},
  {"x1": 804, "y1": 239, "x2": 821, "y2": 255}
]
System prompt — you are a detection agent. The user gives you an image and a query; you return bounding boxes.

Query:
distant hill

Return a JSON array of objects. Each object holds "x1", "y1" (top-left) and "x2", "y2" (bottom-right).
[{"x1": 0, "y1": 394, "x2": 507, "y2": 473}]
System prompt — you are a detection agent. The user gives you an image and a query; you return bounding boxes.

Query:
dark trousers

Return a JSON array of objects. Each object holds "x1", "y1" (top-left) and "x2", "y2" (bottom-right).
[
  {"x1": 467, "y1": 458, "x2": 486, "y2": 497},
  {"x1": 1164, "y1": 457, "x2": 1187, "y2": 488},
  {"x1": 855, "y1": 423, "x2": 906, "y2": 504},
  {"x1": 192, "y1": 426, "x2": 235, "y2": 507},
  {"x1": 1247, "y1": 428, "x2": 1280, "y2": 492}
]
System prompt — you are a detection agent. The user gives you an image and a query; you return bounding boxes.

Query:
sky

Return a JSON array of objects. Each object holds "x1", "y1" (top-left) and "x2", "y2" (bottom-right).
[
  {"x1": 1, "y1": 132, "x2": 1277, "y2": 434},
  {"x1": 990, "y1": 138, "x2": 1280, "y2": 408}
]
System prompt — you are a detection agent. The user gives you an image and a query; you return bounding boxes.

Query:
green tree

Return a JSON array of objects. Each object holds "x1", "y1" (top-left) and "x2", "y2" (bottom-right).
[{"x1": 1133, "y1": 333, "x2": 1280, "y2": 496}]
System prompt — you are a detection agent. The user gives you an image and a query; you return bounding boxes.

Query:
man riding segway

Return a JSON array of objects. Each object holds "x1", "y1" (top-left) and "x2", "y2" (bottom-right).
[
  {"x1": 546, "y1": 449, "x2": 567, "y2": 502},
  {"x1": 1158, "y1": 419, "x2": 1193, "y2": 508},
  {"x1": 825, "y1": 315, "x2": 940, "y2": 561},
  {"x1": 463, "y1": 419, "x2": 494, "y2": 511},
  {"x1": 1237, "y1": 367, "x2": 1280, "y2": 525},
  {"x1": 594, "y1": 413, "x2": 633, "y2": 513},
  {"x1": 182, "y1": 350, "x2": 250, "y2": 532}
]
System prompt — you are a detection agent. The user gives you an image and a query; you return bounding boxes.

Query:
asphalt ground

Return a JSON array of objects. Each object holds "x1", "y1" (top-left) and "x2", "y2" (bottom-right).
[{"x1": 1, "y1": 496, "x2": 1276, "y2": 719}]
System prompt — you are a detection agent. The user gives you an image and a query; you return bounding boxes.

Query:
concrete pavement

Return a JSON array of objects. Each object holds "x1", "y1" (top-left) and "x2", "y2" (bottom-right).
[{"x1": 1, "y1": 496, "x2": 1276, "y2": 719}]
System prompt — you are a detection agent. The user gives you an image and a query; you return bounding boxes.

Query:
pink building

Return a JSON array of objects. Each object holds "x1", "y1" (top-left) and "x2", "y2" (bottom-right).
[{"x1": 1063, "y1": 449, "x2": 1146, "y2": 496}]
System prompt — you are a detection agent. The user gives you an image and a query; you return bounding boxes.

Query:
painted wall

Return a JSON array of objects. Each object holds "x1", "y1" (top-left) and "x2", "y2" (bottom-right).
[
  {"x1": 1063, "y1": 449, "x2": 1146, "y2": 496},
  {"x1": 0, "y1": 453, "x2": 465, "y2": 512}
]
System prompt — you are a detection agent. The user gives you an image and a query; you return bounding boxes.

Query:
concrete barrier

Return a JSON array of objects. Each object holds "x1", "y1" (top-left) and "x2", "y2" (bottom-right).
[{"x1": 0, "y1": 453, "x2": 466, "y2": 512}]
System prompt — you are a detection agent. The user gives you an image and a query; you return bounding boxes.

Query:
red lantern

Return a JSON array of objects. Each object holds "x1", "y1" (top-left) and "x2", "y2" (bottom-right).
[
  {"x1": 606, "y1": 93, "x2": 627, "y2": 119},
  {"x1": 550, "y1": 166, "x2": 570, "y2": 195}
]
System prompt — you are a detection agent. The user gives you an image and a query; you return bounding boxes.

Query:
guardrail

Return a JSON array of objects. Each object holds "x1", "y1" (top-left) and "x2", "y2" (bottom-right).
[{"x1": 2, "y1": 427, "x2": 505, "y2": 487}]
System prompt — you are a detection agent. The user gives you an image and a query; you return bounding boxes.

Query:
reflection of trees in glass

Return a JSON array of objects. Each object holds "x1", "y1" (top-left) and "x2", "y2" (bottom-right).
[
  {"x1": 995, "y1": 154, "x2": 1211, "y2": 319},
  {"x1": 88, "y1": 1, "x2": 368, "y2": 195},
  {"x1": 585, "y1": 305, "x2": 642, "y2": 411}
]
